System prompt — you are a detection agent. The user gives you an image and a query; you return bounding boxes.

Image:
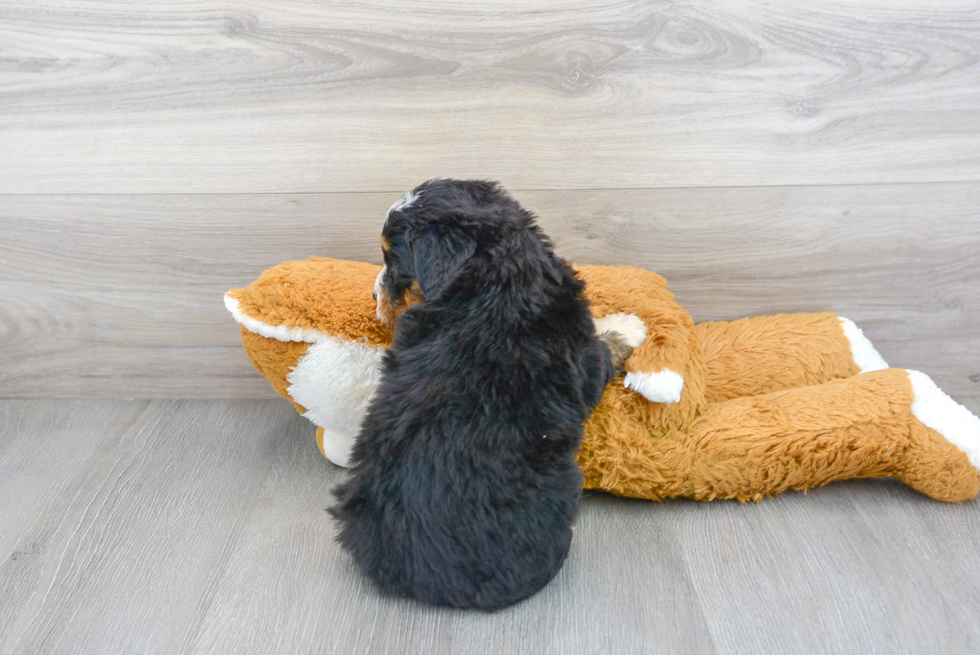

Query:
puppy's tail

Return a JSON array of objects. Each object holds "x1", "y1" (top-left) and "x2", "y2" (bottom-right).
[{"x1": 594, "y1": 312, "x2": 648, "y2": 374}]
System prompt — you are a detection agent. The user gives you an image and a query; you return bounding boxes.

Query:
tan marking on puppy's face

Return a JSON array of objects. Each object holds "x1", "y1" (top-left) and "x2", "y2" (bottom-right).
[
  {"x1": 374, "y1": 266, "x2": 395, "y2": 326},
  {"x1": 374, "y1": 267, "x2": 423, "y2": 327},
  {"x1": 376, "y1": 186, "x2": 429, "y2": 325},
  {"x1": 375, "y1": 235, "x2": 398, "y2": 325},
  {"x1": 407, "y1": 280, "x2": 423, "y2": 301}
]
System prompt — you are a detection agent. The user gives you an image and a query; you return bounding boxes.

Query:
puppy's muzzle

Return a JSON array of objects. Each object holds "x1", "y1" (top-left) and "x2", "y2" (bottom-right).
[
  {"x1": 374, "y1": 267, "x2": 397, "y2": 326},
  {"x1": 374, "y1": 266, "x2": 423, "y2": 327}
]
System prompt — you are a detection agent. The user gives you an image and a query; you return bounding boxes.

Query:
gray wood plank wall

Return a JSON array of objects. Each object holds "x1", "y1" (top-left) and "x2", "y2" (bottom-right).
[
  {"x1": 3, "y1": 0, "x2": 980, "y2": 192},
  {"x1": 1, "y1": 0, "x2": 978, "y2": 397}
]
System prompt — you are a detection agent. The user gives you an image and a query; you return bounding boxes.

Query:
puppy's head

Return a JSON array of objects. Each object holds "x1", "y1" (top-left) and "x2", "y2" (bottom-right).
[{"x1": 374, "y1": 179, "x2": 514, "y2": 325}]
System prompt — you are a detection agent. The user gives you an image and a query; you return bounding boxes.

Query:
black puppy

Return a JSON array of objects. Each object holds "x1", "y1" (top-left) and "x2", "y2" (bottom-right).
[{"x1": 330, "y1": 179, "x2": 627, "y2": 611}]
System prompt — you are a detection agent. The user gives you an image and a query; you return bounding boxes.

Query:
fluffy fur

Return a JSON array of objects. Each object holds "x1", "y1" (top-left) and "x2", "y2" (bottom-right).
[{"x1": 329, "y1": 179, "x2": 617, "y2": 611}]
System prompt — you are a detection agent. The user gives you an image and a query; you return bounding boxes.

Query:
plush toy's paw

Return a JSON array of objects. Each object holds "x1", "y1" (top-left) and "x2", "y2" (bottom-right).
[
  {"x1": 623, "y1": 369, "x2": 685, "y2": 404},
  {"x1": 593, "y1": 312, "x2": 648, "y2": 349},
  {"x1": 316, "y1": 426, "x2": 356, "y2": 468},
  {"x1": 839, "y1": 317, "x2": 889, "y2": 373},
  {"x1": 908, "y1": 370, "x2": 980, "y2": 471}
]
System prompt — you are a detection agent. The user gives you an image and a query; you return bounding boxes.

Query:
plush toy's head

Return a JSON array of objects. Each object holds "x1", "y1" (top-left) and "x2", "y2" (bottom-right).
[
  {"x1": 225, "y1": 257, "x2": 392, "y2": 465},
  {"x1": 225, "y1": 256, "x2": 702, "y2": 468},
  {"x1": 226, "y1": 258, "x2": 392, "y2": 348}
]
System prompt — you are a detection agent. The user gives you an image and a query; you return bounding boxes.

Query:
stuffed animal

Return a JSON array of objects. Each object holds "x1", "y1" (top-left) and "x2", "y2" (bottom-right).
[{"x1": 225, "y1": 257, "x2": 980, "y2": 503}]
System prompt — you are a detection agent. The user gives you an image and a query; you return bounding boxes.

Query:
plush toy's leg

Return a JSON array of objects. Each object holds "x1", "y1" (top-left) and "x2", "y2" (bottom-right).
[
  {"x1": 696, "y1": 313, "x2": 887, "y2": 402},
  {"x1": 901, "y1": 371, "x2": 980, "y2": 500},
  {"x1": 680, "y1": 368, "x2": 980, "y2": 502},
  {"x1": 582, "y1": 368, "x2": 979, "y2": 503}
]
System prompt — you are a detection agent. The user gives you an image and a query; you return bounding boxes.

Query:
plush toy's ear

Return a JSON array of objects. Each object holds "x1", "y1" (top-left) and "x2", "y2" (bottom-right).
[{"x1": 410, "y1": 223, "x2": 477, "y2": 298}]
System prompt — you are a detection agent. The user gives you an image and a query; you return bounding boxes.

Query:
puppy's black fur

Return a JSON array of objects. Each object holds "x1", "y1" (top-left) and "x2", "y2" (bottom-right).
[{"x1": 330, "y1": 179, "x2": 616, "y2": 611}]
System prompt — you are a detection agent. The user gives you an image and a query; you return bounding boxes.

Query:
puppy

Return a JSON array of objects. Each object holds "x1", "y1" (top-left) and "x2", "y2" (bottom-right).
[{"x1": 330, "y1": 179, "x2": 629, "y2": 611}]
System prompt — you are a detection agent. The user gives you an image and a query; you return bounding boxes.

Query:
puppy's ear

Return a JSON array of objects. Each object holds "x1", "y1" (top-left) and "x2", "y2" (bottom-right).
[{"x1": 410, "y1": 224, "x2": 477, "y2": 298}]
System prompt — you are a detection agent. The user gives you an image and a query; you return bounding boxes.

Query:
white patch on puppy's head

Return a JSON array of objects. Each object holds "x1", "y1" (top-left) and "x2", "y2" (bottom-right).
[{"x1": 385, "y1": 189, "x2": 419, "y2": 226}]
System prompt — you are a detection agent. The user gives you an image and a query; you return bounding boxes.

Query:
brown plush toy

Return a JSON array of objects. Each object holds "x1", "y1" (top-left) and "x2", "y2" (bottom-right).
[{"x1": 225, "y1": 257, "x2": 980, "y2": 503}]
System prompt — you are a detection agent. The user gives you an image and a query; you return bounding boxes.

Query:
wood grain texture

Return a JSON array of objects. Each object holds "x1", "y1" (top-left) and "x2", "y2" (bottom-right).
[
  {"x1": 1, "y1": 0, "x2": 979, "y2": 193},
  {"x1": 1, "y1": 398, "x2": 979, "y2": 654},
  {"x1": 675, "y1": 479, "x2": 980, "y2": 654},
  {"x1": 0, "y1": 399, "x2": 295, "y2": 655},
  {"x1": 0, "y1": 400, "x2": 149, "y2": 566},
  {"x1": 1, "y1": 185, "x2": 978, "y2": 397},
  {"x1": 189, "y1": 405, "x2": 715, "y2": 655}
]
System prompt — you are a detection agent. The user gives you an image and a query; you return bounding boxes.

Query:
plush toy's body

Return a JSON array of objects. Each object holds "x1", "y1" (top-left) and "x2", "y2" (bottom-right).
[{"x1": 226, "y1": 257, "x2": 980, "y2": 503}]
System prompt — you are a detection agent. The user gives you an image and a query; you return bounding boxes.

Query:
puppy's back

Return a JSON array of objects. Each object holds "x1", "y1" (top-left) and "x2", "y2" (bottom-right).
[
  {"x1": 333, "y1": 417, "x2": 583, "y2": 610},
  {"x1": 331, "y1": 288, "x2": 604, "y2": 610},
  {"x1": 332, "y1": 179, "x2": 611, "y2": 610}
]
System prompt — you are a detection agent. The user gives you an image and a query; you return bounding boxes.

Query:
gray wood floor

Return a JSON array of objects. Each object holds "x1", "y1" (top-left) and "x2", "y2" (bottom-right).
[{"x1": 2, "y1": 397, "x2": 979, "y2": 655}]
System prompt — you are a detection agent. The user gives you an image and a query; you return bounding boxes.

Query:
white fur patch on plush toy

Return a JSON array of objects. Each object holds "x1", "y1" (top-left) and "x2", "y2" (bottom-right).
[
  {"x1": 908, "y1": 370, "x2": 980, "y2": 470},
  {"x1": 593, "y1": 312, "x2": 648, "y2": 349},
  {"x1": 287, "y1": 336, "x2": 384, "y2": 466},
  {"x1": 624, "y1": 369, "x2": 685, "y2": 404},
  {"x1": 318, "y1": 427, "x2": 358, "y2": 468},
  {"x1": 224, "y1": 294, "x2": 320, "y2": 343},
  {"x1": 225, "y1": 291, "x2": 385, "y2": 468},
  {"x1": 839, "y1": 317, "x2": 889, "y2": 373}
]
